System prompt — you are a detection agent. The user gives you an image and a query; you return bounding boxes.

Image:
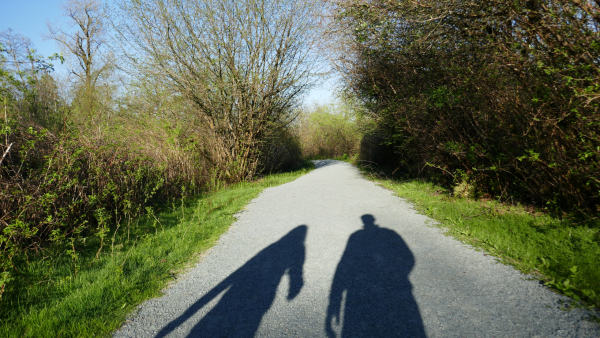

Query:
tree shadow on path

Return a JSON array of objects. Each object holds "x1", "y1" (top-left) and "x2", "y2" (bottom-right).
[
  {"x1": 326, "y1": 215, "x2": 425, "y2": 338},
  {"x1": 155, "y1": 225, "x2": 307, "y2": 338}
]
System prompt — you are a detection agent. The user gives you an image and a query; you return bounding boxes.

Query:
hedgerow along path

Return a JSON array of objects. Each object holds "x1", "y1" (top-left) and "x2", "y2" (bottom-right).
[{"x1": 114, "y1": 160, "x2": 599, "y2": 337}]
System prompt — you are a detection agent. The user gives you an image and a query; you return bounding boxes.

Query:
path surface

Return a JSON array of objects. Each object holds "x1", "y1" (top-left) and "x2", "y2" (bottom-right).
[{"x1": 114, "y1": 160, "x2": 599, "y2": 338}]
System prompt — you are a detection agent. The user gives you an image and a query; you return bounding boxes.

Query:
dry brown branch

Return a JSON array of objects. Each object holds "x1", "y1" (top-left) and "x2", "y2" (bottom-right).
[{"x1": 0, "y1": 143, "x2": 12, "y2": 168}]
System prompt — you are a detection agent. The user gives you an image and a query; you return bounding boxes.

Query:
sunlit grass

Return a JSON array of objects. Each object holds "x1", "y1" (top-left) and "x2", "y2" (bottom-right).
[
  {"x1": 370, "y1": 176, "x2": 600, "y2": 310},
  {"x1": 0, "y1": 165, "x2": 313, "y2": 338}
]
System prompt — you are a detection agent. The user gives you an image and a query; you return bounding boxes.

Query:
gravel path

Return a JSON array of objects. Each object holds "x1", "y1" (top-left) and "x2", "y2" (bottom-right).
[{"x1": 114, "y1": 160, "x2": 599, "y2": 338}]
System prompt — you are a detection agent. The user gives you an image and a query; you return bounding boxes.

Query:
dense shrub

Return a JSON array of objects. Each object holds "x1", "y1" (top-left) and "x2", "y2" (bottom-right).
[
  {"x1": 0, "y1": 119, "x2": 205, "y2": 294},
  {"x1": 260, "y1": 127, "x2": 304, "y2": 173},
  {"x1": 334, "y1": 0, "x2": 600, "y2": 215},
  {"x1": 359, "y1": 130, "x2": 397, "y2": 171},
  {"x1": 298, "y1": 106, "x2": 361, "y2": 159}
]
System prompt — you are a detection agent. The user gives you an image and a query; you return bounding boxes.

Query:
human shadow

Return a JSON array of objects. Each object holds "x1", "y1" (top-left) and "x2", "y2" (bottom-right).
[
  {"x1": 155, "y1": 225, "x2": 307, "y2": 338},
  {"x1": 326, "y1": 215, "x2": 426, "y2": 338}
]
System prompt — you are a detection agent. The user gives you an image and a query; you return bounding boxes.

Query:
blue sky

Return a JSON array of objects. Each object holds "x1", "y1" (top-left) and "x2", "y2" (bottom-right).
[
  {"x1": 1, "y1": 0, "x2": 334, "y2": 106},
  {"x1": 1, "y1": 1, "x2": 64, "y2": 61}
]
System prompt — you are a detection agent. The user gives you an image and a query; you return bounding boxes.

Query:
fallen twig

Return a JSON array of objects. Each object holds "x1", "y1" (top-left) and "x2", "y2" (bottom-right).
[{"x1": 0, "y1": 142, "x2": 13, "y2": 167}]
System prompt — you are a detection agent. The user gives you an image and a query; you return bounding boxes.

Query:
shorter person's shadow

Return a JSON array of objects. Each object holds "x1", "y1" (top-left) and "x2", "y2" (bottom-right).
[
  {"x1": 155, "y1": 225, "x2": 307, "y2": 338},
  {"x1": 326, "y1": 215, "x2": 425, "y2": 337}
]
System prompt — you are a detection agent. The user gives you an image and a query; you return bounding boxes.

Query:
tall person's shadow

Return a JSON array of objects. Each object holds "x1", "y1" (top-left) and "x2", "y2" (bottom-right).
[
  {"x1": 155, "y1": 225, "x2": 307, "y2": 338},
  {"x1": 326, "y1": 215, "x2": 425, "y2": 337}
]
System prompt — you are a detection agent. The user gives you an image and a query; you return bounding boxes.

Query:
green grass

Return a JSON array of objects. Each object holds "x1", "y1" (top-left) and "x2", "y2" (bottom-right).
[
  {"x1": 0, "y1": 165, "x2": 313, "y2": 338},
  {"x1": 366, "y1": 175, "x2": 600, "y2": 310}
]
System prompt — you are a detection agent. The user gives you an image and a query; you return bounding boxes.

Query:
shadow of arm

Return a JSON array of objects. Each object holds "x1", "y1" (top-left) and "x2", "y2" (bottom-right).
[
  {"x1": 326, "y1": 255, "x2": 350, "y2": 338},
  {"x1": 286, "y1": 243, "x2": 305, "y2": 300},
  {"x1": 325, "y1": 277, "x2": 344, "y2": 338},
  {"x1": 154, "y1": 277, "x2": 232, "y2": 338}
]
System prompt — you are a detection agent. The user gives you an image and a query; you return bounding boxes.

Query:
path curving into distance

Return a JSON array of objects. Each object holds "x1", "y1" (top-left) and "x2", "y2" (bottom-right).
[{"x1": 114, "y1": 160, "x2": 599, "y2": 338}]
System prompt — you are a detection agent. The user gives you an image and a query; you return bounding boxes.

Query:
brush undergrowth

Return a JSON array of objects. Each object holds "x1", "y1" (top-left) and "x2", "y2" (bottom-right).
[
  {"x1": 360, "y1": 169, "x2": 600, "y2": 311},
  {"x1": 297, "y1": 107, "x2": 361, "y2": 160},
  {"x1": 0, "y1": 164, "x2": 313, "y2": 338},
  {"x1": 337, "y1": 0, "x2": 600, "y2": 215},
  {"x1": 0, "y1": 119, "x2": 206, "y2": 299}
]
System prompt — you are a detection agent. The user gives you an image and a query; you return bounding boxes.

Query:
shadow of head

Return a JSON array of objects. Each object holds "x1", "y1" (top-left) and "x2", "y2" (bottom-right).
[
  {"x1": 361, "y1": 214, "x2": 377, "y2": 229},
  {"x1": 288, "y1": 224, "x2": 308, "y2": 240}
]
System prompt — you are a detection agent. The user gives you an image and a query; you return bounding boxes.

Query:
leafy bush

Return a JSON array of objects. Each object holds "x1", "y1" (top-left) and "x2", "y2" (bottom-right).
[
  {"x1": 0, "y1": 119, "x2": 205, "y2": 297},
  {"x1": 260, "y1": 127, "x2": 304, "y2": 173},
  {"x1": 298, "y1": 105, "x2": 361, "y2": 159},
  {"x1": 334, "y1": 0, "x2": 600, "y2": 216}
]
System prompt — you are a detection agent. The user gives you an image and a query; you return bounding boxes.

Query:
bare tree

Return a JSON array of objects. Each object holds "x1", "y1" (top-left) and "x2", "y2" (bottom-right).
[
  {"x1": 115, "y1": 0, "x2": 324, "y2": 180},
  {"x1": 46, "y1": 0, "x2": 112, "y2": 117},
  {"x1": 1, "y1": 29, "x2": 62, "y2": 126},
  {"x1": 1, "y1": 29, "x2": 39, "y2": 87}
]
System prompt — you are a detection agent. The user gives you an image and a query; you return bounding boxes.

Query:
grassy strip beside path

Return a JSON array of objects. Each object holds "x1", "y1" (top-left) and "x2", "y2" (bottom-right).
[
  {"x1": 367, "y1": 175, "x2": 600, "y2": 311},
  {"x1": 0, "y1": 165, "x2": 313, "y2": 338}
]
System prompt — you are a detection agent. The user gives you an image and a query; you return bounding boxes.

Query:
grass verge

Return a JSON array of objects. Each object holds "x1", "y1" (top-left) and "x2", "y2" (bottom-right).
[
  {"x1": 362, "y1": 173, "x2": 600, "y2": 311},
  {"x1": 0, "y1": 164, "x2": 313, "y2": 338}
]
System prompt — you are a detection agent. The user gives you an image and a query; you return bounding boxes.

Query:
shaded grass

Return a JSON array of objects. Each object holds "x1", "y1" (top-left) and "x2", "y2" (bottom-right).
[
  {"x1": 367, "y1": 176, "x2": 600, "y2": 310},
  {"x1": 0, "y1": 165, "x2": 313, "y2": 338}
]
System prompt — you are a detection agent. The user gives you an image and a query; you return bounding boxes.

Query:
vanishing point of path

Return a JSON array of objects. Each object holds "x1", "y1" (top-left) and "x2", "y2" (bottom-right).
[{"x1": 114, "y1": 160, "x2": 599, "y2": 338}]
